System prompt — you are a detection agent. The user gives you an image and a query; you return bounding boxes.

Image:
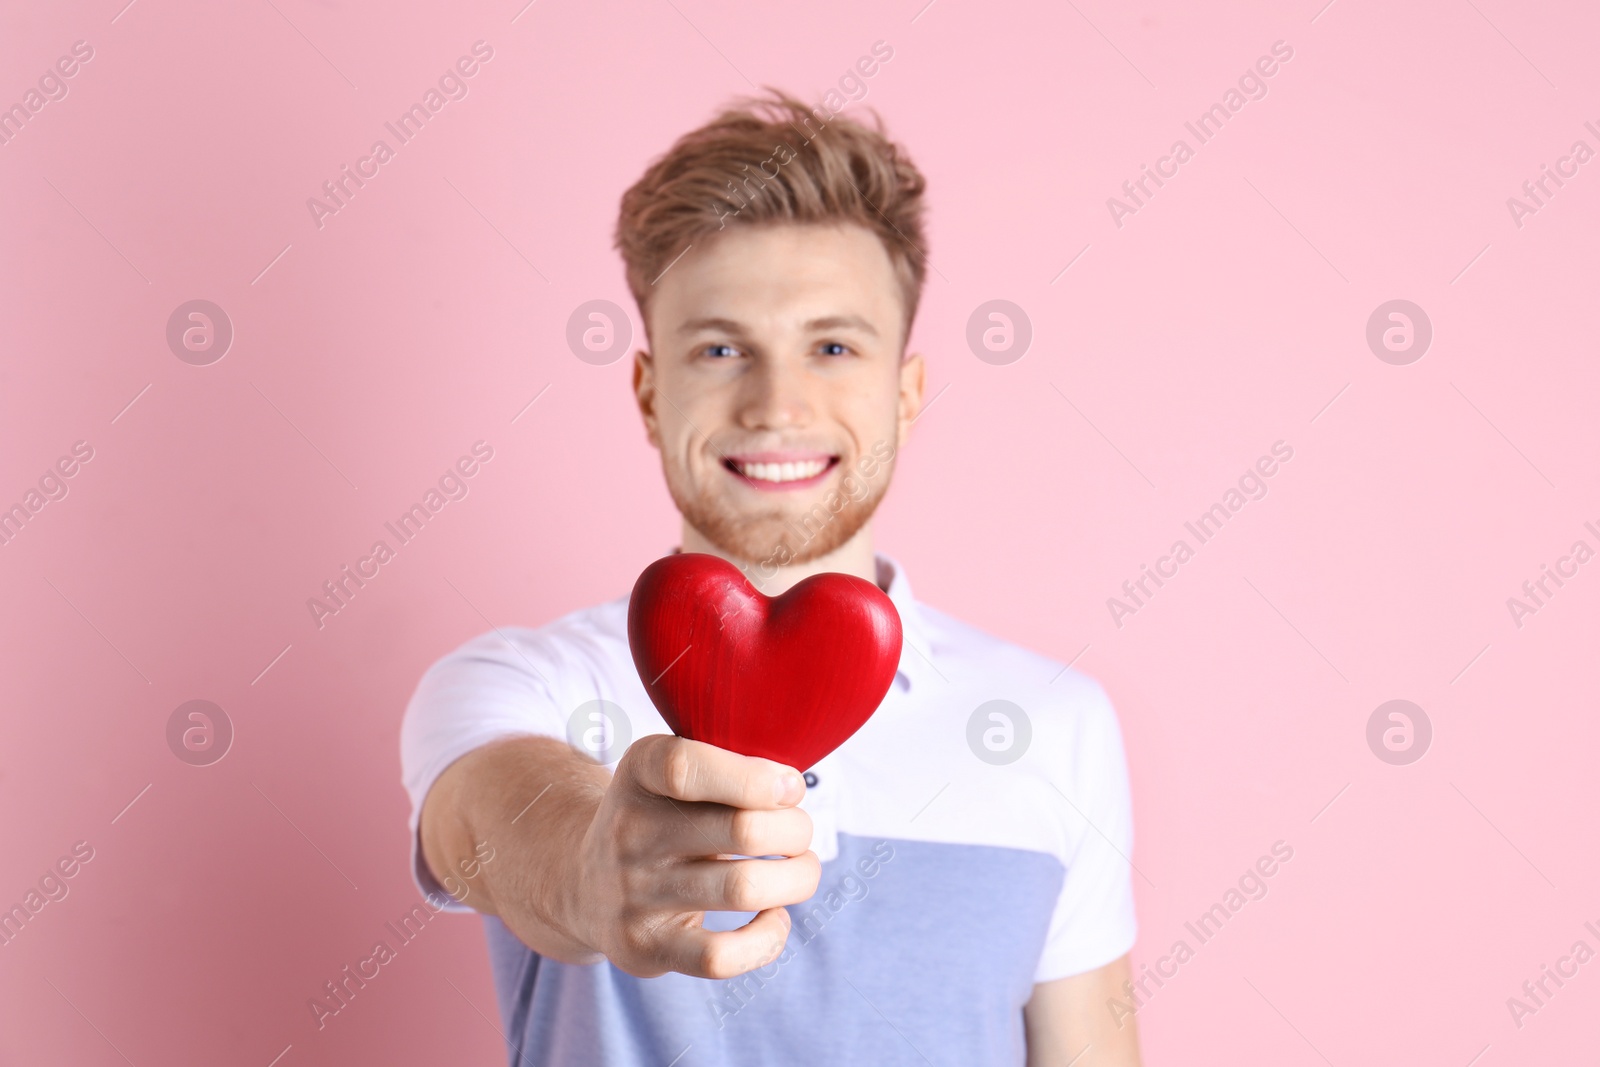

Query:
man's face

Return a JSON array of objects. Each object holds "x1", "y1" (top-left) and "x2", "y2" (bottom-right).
[{"x1": 633, "y1": 222, "x2": 924, "y2": 572}]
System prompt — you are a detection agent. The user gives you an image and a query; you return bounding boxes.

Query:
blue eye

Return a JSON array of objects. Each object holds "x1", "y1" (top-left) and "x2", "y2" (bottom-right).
[
  {"x1": 819, "y1": 342, "x2": 849, "y2": 356},
  {"x1": 705, "y1": 344, "x2": 739, "y2": 358}
]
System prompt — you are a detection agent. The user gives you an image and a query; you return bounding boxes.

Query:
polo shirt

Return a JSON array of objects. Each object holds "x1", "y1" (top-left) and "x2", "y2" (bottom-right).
[{"x1": 401, "y1": 553, "x2": 1137, "y2": 1066}]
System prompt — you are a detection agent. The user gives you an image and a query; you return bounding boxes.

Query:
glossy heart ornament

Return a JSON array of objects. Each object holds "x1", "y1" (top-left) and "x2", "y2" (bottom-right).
[{"x1": 627, "y1": 553, "x2": 903, "y2": 772}]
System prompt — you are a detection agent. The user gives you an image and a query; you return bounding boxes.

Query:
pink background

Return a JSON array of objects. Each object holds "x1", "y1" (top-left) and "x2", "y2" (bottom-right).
[{"x1": 3, "y1": 0, "x2": 1597, "y2": 1063}]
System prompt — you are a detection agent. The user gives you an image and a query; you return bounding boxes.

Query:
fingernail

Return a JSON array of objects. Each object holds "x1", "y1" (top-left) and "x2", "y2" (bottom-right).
[{"x1": 774, "y1": 773, "x2": 803, "y2": 805}]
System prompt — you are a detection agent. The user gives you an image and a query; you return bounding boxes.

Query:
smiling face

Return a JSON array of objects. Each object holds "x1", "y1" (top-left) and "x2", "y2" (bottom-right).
[{"x1": 633, "y1": 222, "x2": 924, "y2": 575}]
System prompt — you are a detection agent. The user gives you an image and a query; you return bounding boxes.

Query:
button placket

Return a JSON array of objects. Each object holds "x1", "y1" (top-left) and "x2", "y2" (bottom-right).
[{"x1": 799, "y1": 752, "x2": 841, "y2": 864}]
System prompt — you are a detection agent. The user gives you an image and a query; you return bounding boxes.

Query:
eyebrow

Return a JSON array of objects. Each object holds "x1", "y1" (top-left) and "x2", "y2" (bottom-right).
[
  {"x1": 804, "y1": 314, "x2": 878, "y2": 337},
  {"x1": 676, "y1": 317, "x2": 748, "y2": 338},
  {"x1": 675, "y1": 314, "x2": 879, "y2": 338}
]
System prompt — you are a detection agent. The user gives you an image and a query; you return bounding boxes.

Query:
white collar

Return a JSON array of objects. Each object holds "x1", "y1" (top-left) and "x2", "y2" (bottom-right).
[{"x1": 874, "y1": 552, "x2": 939, "y2": 692}]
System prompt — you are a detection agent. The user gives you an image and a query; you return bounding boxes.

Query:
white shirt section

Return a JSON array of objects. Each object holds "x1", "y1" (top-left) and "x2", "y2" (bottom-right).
[{"x1": 399, "y1": 553, "x2": 1138, "y2": 982}]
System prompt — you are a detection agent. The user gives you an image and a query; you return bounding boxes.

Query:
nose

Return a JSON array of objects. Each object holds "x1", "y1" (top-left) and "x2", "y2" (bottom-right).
[{"x1": 736, "y1": 353, "x2": 814, "y2": 432}]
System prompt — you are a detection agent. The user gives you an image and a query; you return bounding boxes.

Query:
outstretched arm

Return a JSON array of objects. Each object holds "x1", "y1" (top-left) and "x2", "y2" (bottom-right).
[{"x1": 419, "y1": 733, "x2": 821, "y2": 978}]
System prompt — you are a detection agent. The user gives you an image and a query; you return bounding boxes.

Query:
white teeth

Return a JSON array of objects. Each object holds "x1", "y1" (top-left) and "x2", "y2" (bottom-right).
[{"x1": 738, "y1": 459, "x2": 827, "y2": 483}]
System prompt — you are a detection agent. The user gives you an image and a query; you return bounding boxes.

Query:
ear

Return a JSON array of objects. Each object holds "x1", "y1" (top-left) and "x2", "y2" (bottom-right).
[
  {"x1": 896, "y1": 351, "x2": 926, "y2": 448},
  {"x1": 633, "y1": 348, "x2": 662, "y2": 449}
]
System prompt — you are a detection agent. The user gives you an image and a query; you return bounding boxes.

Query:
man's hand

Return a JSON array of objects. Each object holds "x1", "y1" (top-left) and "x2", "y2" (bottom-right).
[{"x1": 420, "y1": 733, "x2": 820, "y2": 980}]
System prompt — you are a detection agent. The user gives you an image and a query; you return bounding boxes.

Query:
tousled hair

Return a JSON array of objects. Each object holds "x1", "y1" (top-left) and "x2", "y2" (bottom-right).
[{"x1": 614, "y1": 87, "x2": 929, "y2": 339}]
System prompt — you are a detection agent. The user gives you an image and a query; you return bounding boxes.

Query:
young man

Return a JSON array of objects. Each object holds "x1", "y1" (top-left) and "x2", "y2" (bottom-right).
[{"x1": 403, "y1": 91, "x2": 1142, "y2": 1066}]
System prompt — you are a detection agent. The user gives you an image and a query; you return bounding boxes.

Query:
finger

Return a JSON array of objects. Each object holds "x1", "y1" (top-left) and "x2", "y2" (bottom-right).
[
  {"x1": 625, "y1": 735, "x2": 805, "y2": 809},
  {"x1": 650, "y1": 852, "x2": 821, "y2": 913},
  {"x1": 656, "y1": 800, "x2": 814, "y2": 859},
  {"x1": 659, "y1": 906, "x2": 795, "y2": 980}
]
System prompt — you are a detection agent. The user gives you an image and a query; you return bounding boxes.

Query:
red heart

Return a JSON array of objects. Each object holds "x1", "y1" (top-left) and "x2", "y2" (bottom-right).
[{"x1": 627, "y1": 553, "x2": 903, "y2": 772}]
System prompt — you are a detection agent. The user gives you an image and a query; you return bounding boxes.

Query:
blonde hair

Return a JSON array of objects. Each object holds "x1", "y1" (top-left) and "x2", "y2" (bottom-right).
[{"x1": 614, "y1": 87, "x2": 929, "y2": 336}]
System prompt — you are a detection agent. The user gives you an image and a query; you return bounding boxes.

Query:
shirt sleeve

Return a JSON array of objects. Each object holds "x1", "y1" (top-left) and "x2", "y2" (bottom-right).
[
  {"x1": 1032, "y1": 680, "x2": 1138, "y2": 983},
  {"x1": 400, "y1": 629, "x2": 569, "y2": 912}
]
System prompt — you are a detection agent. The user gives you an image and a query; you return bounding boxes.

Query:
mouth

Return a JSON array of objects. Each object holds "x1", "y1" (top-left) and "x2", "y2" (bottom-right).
[{"x1": 722, "y1": 451, "x2": 840, "y2": 491}]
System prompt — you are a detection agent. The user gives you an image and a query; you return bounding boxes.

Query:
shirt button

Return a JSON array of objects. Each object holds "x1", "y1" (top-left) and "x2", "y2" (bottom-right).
[{"x1": 803, "y1": 771, "x2": 819, "y2": 789}]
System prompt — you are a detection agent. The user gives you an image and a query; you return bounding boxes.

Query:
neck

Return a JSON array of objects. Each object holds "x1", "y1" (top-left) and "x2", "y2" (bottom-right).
[{"x1": 679, "y1": 519, "x2": 880, "y2": 596}]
